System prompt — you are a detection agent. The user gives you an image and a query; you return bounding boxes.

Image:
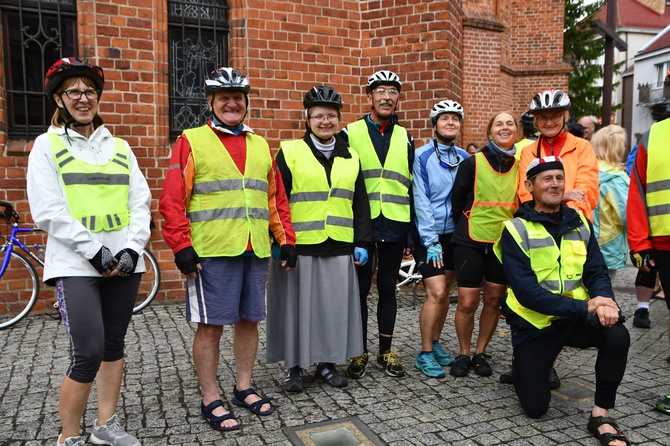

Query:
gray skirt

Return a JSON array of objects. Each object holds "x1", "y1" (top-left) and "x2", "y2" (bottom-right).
[{"x1": 266, "y1": 254, "x2": 364, "y2": 369}]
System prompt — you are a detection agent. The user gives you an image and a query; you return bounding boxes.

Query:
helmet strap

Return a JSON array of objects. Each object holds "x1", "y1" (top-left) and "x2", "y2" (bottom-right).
[
  {"x1": 209, "y1": 95, "x2": 247, "y2": 128},
  {"x1": 435, "y1": 128, "x2": 456, "y2": 144}
]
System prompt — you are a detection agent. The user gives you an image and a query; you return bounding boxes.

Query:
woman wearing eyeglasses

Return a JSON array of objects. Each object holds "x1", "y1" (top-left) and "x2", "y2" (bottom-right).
[
  {"x1": 517, "y1": 90, "x2": 598, "y2": 222},
  {"x1": 411, "y1": 100, "x2": 470, "y2": 378},
  {"x1": 449, "y1": 111, "x2": 520, "y2": 378},
  {"x1": 26, "y1": 57, "x2": 151, "y2": 446},
  {"x1": 266, "y1": 86, "x2": 372, "y2": 392}
]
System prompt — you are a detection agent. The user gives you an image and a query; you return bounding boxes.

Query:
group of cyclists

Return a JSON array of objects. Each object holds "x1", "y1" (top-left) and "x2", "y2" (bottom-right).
[{"x1": 24, "y1": 54, "x2": 670, "y2": 446}]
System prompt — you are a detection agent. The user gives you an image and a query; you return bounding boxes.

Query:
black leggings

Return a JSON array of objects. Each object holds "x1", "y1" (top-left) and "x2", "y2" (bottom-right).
[
  {"x1": 356, "y1": 241, "x2": 404, "y2": 352},
  {"x1": 57, "y1": 275, "x2": 141, "y2": 383},
  {"x1": 513, "y1": 321, "x2": 630, "y2": 418}
]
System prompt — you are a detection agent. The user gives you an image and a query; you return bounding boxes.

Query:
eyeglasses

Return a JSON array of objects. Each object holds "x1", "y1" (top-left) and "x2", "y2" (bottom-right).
[
  {"x1": 309, "y1": 114, "x2": 338, "y2": 122},
  {"x1": 433, "y1": 140, "x2": 462, "y2": 169},
  {"x1": 62, "y1": 89, "x2": 100, "y2": 101},
  {"x1": 536, "y1": 114, "x2": 563, "y2": 124},
  {"x1": 372, "y1": 87, "x2": 399, "y2": 97}
]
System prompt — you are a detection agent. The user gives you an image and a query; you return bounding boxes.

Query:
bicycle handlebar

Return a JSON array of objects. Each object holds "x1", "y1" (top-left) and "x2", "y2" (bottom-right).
[{"x1": 0, "y1": 201, "x2": 20, "y2": 225}]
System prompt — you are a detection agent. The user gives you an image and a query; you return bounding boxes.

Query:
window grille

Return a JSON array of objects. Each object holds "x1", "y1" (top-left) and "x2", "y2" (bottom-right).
[
  {"x1": 168, "y1": 0, "x2": 229, "y2": 139},
  {"x1": 1, "y1": 0, "x2": 77, "y2": 141}
]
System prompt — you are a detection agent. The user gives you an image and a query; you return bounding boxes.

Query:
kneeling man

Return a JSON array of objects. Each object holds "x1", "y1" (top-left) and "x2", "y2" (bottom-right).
[{"x1": 495, "y1": 156, "x2": 630, "y2": 446}]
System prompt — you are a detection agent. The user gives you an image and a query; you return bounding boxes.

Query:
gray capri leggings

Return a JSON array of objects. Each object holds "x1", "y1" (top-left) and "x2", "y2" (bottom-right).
[{"x1": 56, "y1": 274, "x2": 141, "y2": 383}]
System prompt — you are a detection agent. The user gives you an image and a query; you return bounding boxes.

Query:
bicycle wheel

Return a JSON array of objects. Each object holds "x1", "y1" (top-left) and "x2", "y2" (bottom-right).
[
  {"x1": 133, "y1": 249, "x2": 160, "y2": 314},
  {"x1": 0, "y1": 249, "x2": 40, "y2": 329}
]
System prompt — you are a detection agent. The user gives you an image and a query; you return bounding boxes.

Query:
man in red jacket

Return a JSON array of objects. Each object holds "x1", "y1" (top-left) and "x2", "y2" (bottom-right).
[
  {"x1": 159, "y1": 68, "x2": 296, "y2": 431},
  {"x1": 627, "y1": 116, "x2": 670, "y2": 415}
]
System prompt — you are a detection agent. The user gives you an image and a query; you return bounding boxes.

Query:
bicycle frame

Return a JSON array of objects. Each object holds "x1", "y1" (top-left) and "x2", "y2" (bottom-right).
[{"x1": 1, "y1": 225, "x2": 43, "y2": 279}]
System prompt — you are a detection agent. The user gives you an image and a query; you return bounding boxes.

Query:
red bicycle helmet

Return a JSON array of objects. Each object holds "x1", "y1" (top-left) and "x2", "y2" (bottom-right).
[{"x1": 44, "y1": 57, "x2": 104, "y2": 106}]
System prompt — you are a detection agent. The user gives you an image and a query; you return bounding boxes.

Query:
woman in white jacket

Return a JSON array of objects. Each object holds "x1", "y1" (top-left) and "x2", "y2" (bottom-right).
[{"x1": 27, "y1": 57, "x2": 151, "y2": 446}]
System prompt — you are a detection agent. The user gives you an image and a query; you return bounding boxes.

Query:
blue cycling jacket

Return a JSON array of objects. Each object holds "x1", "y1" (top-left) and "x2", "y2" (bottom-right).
[{"x1": 412, "y1": 138, "x2": 469, "y2": 247}]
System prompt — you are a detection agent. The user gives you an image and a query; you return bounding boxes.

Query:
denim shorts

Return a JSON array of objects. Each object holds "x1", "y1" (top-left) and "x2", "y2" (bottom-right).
[{"x1": 186, "y1": 255, "x2": 269, "y2": 325}]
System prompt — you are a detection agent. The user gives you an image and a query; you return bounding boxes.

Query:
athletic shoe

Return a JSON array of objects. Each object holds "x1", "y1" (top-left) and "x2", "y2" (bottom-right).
[
  {"x1": 283, "y1": 366, "x2": 303, "y2": 392},
  {"x1": 58, "y1": 435, "x2": 85, "y2": 446},
  {"x1": 656, "y1": 393, "x2": 670, "y2": 414},
  {"x1": 450, "y1": 354, "x2": 471, "y2": 377},
  {"x1": 471, "y1": 353, "x2": 493, "y2": 376},
  {"x1": 377, "y1": 350, "x2": 405, "y2": 377},
  {"x1": 346, "y1": 352, "x2": 369, "y2": 379},
  {"x1": 415, "y1": 352, "x2": 445, "y2": 378},
  {"x1": 633, "y1": 308, "x2": 651, "y2": 328},
  {"x1": 548, "y1": 367, "x2": 561, "y2": 390},
  {"x1": 432, "y1": 341, "x2": 454, "y2": 366},
  {"x1": 90, "y1": 414, "x2": 140, "y2": 446},
  {"x1": 499, "y1": 369, "x2": 514, "y2": 384}
]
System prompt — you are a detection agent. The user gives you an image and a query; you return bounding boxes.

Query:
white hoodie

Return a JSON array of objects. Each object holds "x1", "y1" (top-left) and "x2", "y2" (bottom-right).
[{"x1": 27, "y1": 125, "x2": 151, "y2": 282}]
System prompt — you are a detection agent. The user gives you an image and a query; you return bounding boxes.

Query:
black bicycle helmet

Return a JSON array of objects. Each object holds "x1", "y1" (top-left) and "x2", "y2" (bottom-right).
[
  {"x1": 529, "y1": 89, "x2": 571, "y2": 112},
  {"x1": 366, "y1": 70, "x2": 402, "y2": 94},
  {"x1": 205, "y1": 67, "x2": 250, "y2": 94},
  {"x1": 520, "y1": 111, "x2": 537, "y2": 136},
  {"x1": 44, "y1": 57, "x2": 105, "y2": 107},
  {"x1": 303, "y1": 86, "x2": 342, "y2": 110}
]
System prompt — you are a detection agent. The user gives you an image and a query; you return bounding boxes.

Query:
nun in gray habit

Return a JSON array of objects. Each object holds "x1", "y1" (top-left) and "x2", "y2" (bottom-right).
[{"x1": 266, "y1": 86, "x2": 372, "y2": 392}]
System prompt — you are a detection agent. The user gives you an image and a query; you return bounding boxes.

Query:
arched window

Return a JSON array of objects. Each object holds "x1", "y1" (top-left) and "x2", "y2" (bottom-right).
[
  {"x1": 1, "y1": 0, "x2": 77, "y2": 140},
  {"x1": 168, "y1": 0, "x2": 229, "y2": 138}
]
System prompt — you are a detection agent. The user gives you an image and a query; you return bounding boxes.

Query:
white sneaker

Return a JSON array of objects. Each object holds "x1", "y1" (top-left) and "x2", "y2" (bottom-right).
[
  {"x1": 57, "y1": 435, "x2": 85, "y2": 446},
  {"x1": 90, "y1": 414, "x2": 140, "y2": 446}
]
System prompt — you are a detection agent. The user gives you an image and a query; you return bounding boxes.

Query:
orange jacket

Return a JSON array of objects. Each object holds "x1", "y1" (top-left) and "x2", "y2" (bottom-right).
[{"x1": 517, "y1": 131, "x2": 599, "y2": 221}]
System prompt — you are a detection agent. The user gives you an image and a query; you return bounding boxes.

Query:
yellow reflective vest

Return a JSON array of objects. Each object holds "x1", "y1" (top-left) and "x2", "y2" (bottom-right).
[
  {"x1": 184, "y1": 126, "x2": 272, "y2": 258},
  {"x1": 280, "y1": 139, "x2": 359, "y2": 244},
  {"x1": 493, "y1": 213, "x2": 591, "y2": 329},
  {"x1": 467, "y1": 152, "x2": 518, "y2": 243},
  {"x1": 646, "y1": 119, "x2": 670, "y2": 237},
  {"x1": 515, "y1": 138, "x2": 535, "y2": 160},
  {"x1": 347, "y1": 119, "x2": 411, "y2": 222},
  {"x1": 49, "y1": 133, "x2": 129, "y2": 232}
]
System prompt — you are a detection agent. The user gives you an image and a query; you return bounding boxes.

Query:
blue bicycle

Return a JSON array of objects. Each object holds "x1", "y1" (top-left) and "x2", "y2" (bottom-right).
[
  {"x1": 0, "y1": 200, "x2": 43, "y2": 329},
  {"x1": 0, "y1": 201, "x2": 161, "y2": 329}
]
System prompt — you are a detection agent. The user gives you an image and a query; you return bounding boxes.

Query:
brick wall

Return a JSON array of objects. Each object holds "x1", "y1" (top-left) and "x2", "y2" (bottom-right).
[{"x1": 0, "y1": 1, "x2": 569, "y2": 312}]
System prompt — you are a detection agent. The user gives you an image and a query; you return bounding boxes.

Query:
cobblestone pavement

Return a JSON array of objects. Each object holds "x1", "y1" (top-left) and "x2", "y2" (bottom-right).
[{"x1": 1, "y1": 264, "x2": 669, "y2": 445}]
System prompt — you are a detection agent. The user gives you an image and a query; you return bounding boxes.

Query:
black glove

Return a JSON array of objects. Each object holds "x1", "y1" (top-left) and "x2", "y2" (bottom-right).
[
  {"x1": 89, "y1": 246, "x2": 118, "y2": 274},
  {"x1": 280, "y1": 244, "x2": 298, "y2": 268},
  {"x1": 114, "y1": 248, "x2": 139, "y2": 275},
  {"x1": 630, "y1": 250, "x2": 653, "y2": 269},
  {"x1": 175, "y1": 246, "x2": 200, "y2": 275}
]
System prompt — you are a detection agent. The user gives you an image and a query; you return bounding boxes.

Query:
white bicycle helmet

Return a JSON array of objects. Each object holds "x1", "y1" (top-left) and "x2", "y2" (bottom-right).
[
  {"x1": 205, "y1": 67, "x2": 250, "y2": 94},
  {"x1": 529, "y1": 89, "x2": 570, "y2": 112},
  {"x1": 366, "y1": 70, "x2": 402, "y2": 93},
  {"x1": 429, "y1": 100, "x2": 464, "y2": 126}
]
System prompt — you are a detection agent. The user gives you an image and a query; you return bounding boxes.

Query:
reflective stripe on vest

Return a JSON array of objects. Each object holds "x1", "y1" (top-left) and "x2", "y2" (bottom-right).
[
  {"x1": 466, "y1": 152, "x2": 519, "y2": 243},
  {"x1": 184, "y1": 125, "x2": 272, "y2": 257},
  {"x1": 646, "y1": 119, "x2": 670, "y2": 237},
  {"x1": 280, "y1": 139, "x2": 359, "y2": 244},
  {"x1": 49, "y1": 133, "x2": 130, "y2": 233},
  {"x1": 493, "y1": 213, "x2": 591, "y2": 329},
  {"x1": 347, "y1": 119, "x2": 411, "y2": 222}
]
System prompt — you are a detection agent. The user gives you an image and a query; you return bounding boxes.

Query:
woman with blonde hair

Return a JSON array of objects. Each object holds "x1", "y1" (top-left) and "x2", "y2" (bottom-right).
[{"x1": 591, "y1": 124, "x2": 629, "y2": 279}]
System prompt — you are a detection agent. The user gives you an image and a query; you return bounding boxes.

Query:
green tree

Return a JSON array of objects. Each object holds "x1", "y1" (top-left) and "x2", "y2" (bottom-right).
[{"x1": 564, "y1": 0, "x2": 622, "y2": 119}]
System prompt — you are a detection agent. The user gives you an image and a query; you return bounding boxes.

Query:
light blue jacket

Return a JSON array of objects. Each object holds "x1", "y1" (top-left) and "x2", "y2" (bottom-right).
[
  {"x1": 412, "y1": 139, "x2": 469, "y2": 246},
  {"x1": 593, "y1": 160, "x2": 629, "y2": 270}
]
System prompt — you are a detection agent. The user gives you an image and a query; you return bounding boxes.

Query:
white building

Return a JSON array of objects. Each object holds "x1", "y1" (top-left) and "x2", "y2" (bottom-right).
[{"x1": 596, "y1": 0, "x2": 670, "y2": 143}]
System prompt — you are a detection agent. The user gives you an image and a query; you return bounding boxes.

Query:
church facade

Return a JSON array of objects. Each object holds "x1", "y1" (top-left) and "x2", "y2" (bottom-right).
[{"x1": 0, "y1": 0, "x2": 569, "y2": 304}]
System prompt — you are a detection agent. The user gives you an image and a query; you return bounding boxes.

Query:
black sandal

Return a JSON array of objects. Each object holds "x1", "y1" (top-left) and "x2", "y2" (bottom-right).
[
  {"x1": 232, "y1": 386, "x2": 274, "y2": 416},
  {"x1": 200, "y1": 400, "x2": 239, "y2": 431},
  {"x1": 586, "y1": 415, "x2": 630, "y2": 446},
  {"x1": 315, "y1": 363, "x2": 348, "y2": 388}
]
